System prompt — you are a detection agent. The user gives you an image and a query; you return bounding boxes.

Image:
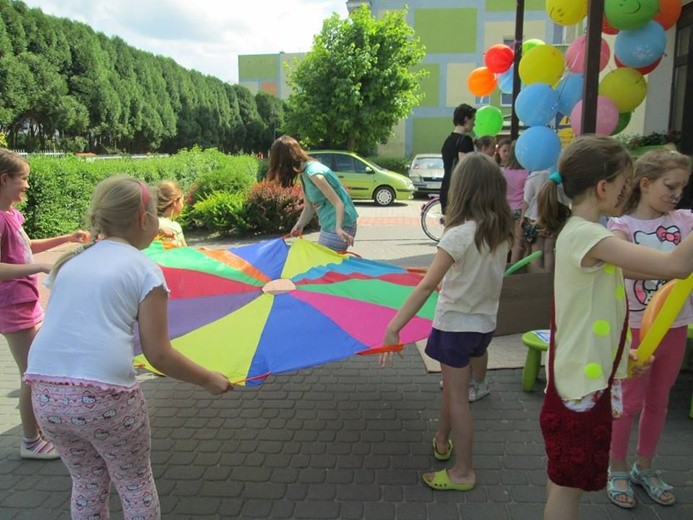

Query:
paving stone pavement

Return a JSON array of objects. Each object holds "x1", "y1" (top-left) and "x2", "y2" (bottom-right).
[{"x1": 1, "y1": 200, "x2": 692, "y2": 519}]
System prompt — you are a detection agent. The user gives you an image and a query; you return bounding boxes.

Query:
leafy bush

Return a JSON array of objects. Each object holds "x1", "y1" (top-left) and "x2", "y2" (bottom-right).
[
  {"x1": 237, "y1": 180, "x2": 315, "y2": 236},
  {"x1": 186, "y1": 191, "x2": 246, "y2": 235},
  {"x1": 367, "y1": 156, "x2": 409, "y2": 175},
  {"x1": 190, "y1": 157, "x2": 259, "y2": 202}
]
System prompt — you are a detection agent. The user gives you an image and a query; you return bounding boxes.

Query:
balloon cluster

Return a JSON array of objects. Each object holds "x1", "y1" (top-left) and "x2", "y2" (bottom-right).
[{"x1": 465, "y1": 0, "x2": 682, "y2": 172}]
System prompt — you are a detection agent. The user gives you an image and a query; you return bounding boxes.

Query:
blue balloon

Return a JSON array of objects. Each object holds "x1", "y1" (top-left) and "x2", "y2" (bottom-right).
[
  {"x1": 615, "y1": 21, "x2": 666, "y2": 69},
  {"x1": 497, "y1": 66, "x2": 515, "y2": 94},
  {"x1": 556, "y1": 73, "x2": 583, "y2": 117},
  {"x1": 515, "y1": 83, "x2": 559, "y2": 126},
  {"x1": 515, "y1": 126, "x2": 562, "y2": 172}
]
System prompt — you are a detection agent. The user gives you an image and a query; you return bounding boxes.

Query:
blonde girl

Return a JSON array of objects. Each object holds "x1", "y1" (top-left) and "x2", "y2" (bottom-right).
[
  {"x1": 0, "y1": 148, "x2": 88, "y2": 460},
  {"x1": 382, "y1": 153, "x2": 513, "y2": 491},
  {"x1": 606, "y1": 150, "x2": 692, "y2": 509},
  {"x1": 536, "y1": 136, "x2": 693, "y2": 520},
  {"x1": 24, "y1": 175, "x2": 231, "y2": 519},
  {"x1": 156, "y1": 180, "x2": 187, "y2": 247},
  {"x1": 474, "y1": 135, "x2": 496, "y2": 157}
]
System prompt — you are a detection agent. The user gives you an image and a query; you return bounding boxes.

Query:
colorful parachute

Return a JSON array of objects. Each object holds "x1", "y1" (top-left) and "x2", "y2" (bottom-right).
[{"x1": 134, "y1": 237, "x2": 437, "y2": 386}]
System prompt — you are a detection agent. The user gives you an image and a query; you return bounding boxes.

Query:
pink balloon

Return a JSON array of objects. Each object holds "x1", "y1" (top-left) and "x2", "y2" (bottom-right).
[
  {"x1": 565, "y1": 35, "x2": 610, "y2": 73},
  {"x1": 570, "y1": 96, "x2": 619, "y2": 135}
]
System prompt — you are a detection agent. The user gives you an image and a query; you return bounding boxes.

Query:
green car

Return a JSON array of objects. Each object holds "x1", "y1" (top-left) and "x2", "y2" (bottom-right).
[{"x1": 309, "y1": 150, "x2": 415, "y2": 206}]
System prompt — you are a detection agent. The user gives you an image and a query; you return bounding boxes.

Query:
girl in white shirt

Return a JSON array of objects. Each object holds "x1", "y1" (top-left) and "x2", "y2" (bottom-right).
[
  {"x1": 382, "y1": 153, "x2": 513, "y2": 492},
  {"x1": 25, "y1": 175, "x2": 231, "y2": 520}
]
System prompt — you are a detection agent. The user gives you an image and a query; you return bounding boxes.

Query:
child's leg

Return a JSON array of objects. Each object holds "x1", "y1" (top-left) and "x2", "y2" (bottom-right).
[
  {"x1": 470, "y1": 352, "x2": 487, "y2": 384},
  {"x1": 32, "y1": 383, "x2": 111, "y2": 519},
  {"x1": 636, "y1": 326, "x2": 687, "y2": 463},
  {"x1": 544, "y1": 479, "x2": 582, "y2": 520},
  {"x1": 428, "y1": 363, "x2": 475, "y2": 486},
  {"x1": 4, "y1": 326, "x2": 41, "y2": 437}
]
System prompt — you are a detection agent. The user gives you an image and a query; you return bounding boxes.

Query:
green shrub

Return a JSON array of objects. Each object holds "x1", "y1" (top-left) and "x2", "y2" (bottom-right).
[
  {"x1": 187, "y1": 191, "x2": 246, "y2": 235},
  {"x1": 190, "y1": 157, "x2": 258, "y2": 202},
  {"x1": 368, "y1": 156, "x2": 409, "y2": 175},
  {"x1": 237, "y1": 180, "x2": 315, "y2": 236}
]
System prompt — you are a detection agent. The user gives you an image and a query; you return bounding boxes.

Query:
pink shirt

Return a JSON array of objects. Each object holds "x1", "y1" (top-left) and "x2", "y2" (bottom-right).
[
  {"x1": 608, "y1": 209, "x2": 693, "y2": 328},
  {"x1": 0, "y1": 208, "x2": 39, "y2": 307},
  {"x1": 502, "y1": 167, "x2": 529, "y2": 211}
]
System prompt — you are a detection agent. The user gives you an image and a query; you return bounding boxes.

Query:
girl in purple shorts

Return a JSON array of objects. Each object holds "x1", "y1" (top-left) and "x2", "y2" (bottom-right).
[{"x1": 382, "y1": 153, "x2": 513, "y2": 492}]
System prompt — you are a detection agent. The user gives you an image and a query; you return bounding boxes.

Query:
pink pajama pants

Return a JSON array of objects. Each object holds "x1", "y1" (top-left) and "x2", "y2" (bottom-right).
[
  {"x1": 610, "y1": 326, "x2": 687, "y2": 460},
  {"x1": 31, "y1": 381, "x2": 160, "y2": 520}
]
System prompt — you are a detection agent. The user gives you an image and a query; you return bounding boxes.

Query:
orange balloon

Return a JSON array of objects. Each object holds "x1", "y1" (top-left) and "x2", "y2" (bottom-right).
[
  {"x1": 640, "y1": 279, "x2": 676, "y2": 337},
  {"x1": 654, "y1": 0, "x2": 682, "y2": 30},
  {"x1": 467, "y1": 67, "x2": 497, "y2": 97}
]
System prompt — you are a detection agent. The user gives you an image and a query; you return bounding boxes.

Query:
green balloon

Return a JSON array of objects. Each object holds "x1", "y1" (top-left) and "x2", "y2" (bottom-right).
[
  {"x1": 611, "y1": 112, "x2": 632, "y2": 136},
  {"x1": 522, "y1": 38, "x2": 545, "y2": 55},
  {"x1": 473, "y1": 105, "x2": 504, "y2": 136},
  {"x1": 605, "y1": 0, "x2": 658, "y2": 30}
]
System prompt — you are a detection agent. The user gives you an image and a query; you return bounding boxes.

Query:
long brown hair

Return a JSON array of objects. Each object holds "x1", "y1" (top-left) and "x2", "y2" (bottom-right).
[
  {"x1": 266, "y1": 135, "x2": 311, "y2": 188},
  {"x1": 622, "y1": 149, "x2": 691, "y2": 214},
  {"x1": 537, "y1": 135, "x2": 632, "y2": 236},
  {"x1": 445, "y1": 153, "x2": 514, "y2": 252}
]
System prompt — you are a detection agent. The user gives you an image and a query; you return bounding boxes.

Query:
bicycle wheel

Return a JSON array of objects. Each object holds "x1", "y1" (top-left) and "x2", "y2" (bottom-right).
[{"x1": 421, "y1": 199, "x2": 445, "y2": 242}]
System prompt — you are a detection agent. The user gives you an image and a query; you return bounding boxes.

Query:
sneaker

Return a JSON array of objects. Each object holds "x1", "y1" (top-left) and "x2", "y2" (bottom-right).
[
  {"x1": 468, "y1": 382, "x2": 490, "y2": 402},
  {"x1": 20, "y1": 437, "x2": 60, "y2": 460},
  {"x1": 439, "y1": 380, "x2": 477, "y2": 390}
]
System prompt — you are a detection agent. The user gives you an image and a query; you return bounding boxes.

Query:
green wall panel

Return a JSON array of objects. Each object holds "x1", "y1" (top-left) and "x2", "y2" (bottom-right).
[
  {"x1": 238, "y1": 55, "x2": 279, "y2": 80},
  {"x1": 412, "y1": 117, "x2": 450, "y2": 155},
  {"x1": 486, "y1": 0, "x2": 544, "y2": 11},
  {"x1": 418, "y1": 64, "x2": 440, "y2": 107},
  {"x1": 415, "y1": 9, "x2": 477, "y2": 54}
]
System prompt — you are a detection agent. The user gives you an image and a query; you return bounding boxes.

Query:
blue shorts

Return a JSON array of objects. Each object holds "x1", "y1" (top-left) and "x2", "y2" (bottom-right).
[{"x1": 424, "y1": 328, "x2": 494, "y2": 369}]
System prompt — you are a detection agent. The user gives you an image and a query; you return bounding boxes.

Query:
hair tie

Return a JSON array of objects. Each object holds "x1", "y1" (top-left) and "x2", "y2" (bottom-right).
[{"x1": 549, "y1": 171, "x2": 563, "y2": 185}]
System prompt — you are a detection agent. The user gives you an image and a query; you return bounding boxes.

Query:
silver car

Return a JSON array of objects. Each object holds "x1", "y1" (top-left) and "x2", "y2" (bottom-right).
[{"x1": 407, "y1": 154, "x2": 444, "y2": 194}]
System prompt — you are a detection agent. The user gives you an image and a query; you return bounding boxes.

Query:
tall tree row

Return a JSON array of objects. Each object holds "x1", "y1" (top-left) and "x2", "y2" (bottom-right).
[{"x1": 0, "y1": 0, "x2": 282, "y2": 154}]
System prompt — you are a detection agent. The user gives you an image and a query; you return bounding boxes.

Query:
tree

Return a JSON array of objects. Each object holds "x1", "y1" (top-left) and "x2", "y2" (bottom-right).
[{"x1": 284, "y1": 5, "x2": 426, "y2": 154}]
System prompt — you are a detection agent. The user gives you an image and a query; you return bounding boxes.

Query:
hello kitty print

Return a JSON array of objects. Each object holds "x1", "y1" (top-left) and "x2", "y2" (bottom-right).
[{"x1": 608, "y1": 210, "x2": 693, "y2": 328}]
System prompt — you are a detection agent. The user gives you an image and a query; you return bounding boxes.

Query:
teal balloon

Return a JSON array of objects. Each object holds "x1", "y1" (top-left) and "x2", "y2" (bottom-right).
[
  {"x1": 605, "y1": 0, "x2": 658, "y2": 30},
  {"x1": 556, "y1": 73, "x2": 584, "y2": 117},
  {"x1": 515, "y1": 83, "x2": 559, "y2": 126},
  {"x1": 515, "y1": 126, "x2": 561, "y2": 171},
  {"x1": 614, "y1": 21, "x2": 666, "y2": 68},
  {"x1": 611, "y1": 112, "x2": 632, "y2": 135},
  {"x1": 497, "y1": 66, "x2": 515, "y2": 94},
  {"x1": 473, "y1": 105, "x2": 504, "y2": 136}
]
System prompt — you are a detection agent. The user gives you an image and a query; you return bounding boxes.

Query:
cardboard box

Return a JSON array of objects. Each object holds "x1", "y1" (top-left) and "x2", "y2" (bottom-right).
[{"x1": 496, "y1": 271, "x2": 554, "y2": 336}]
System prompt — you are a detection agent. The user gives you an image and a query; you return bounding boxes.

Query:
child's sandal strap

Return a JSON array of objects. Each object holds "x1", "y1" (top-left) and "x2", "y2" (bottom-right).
[
  {"x1": 630, "y1": 466, "x2": 675, "y2": 506},
  {"x1": 606, "y1": 472, "x2": 635, "y2": 509}
]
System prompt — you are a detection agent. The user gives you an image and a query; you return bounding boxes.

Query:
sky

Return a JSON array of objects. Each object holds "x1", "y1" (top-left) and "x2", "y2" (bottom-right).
[{"x1": 21, "y1": 0, "x2": 349, "y2": 84}]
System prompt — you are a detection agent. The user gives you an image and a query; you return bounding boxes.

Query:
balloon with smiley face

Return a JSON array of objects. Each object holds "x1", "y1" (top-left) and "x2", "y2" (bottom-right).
[
  {"x1": 546, "y1": 0, "x2": 588, "y2": 26},
  {"x1": 605, "y1": 0, "x2": 659, "y2": 30}
]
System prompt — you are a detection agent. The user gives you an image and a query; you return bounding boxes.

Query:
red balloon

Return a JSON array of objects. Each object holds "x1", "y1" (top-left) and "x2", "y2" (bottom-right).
[
  {"x1": 654, "y1": 0, "x2": 682, "y2": 30},
  {"x1": 614, "y1": 55, "x2": 662, "y2": 75},
  {"x1": 467, "y1": 67, "x2": 497, "y2": 96},
  {"x1": 602, "y1": 16, "x2": 619, "y2": 35},
  {"x1": 484, "y1": 44, "x2": 514, "y2": 73}
]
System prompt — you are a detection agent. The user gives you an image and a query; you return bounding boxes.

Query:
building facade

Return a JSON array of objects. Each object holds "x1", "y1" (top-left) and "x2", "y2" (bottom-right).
[{"x1": 239, "y1": 0, "x2": 692, "y2": 157}]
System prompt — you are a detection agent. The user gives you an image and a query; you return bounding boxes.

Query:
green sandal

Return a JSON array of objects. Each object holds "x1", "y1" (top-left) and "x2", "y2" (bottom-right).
[
  {"x1": 630, "y1": 463, "x2": 675, "y2": 506},
  {"x1": 432, "y1": 437, "x2": 453, "y2": 461},
  {"x1": 606, "y1": 471, "x2": 635, "y2": 509}
]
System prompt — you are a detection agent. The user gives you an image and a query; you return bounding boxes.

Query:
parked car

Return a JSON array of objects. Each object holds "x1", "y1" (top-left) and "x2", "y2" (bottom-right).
[
  {"x1": 407, "y1": 154, "x2": 444, "y2": 194},
  {"x1": 309, "y1": 150, "x2": 415, "y2": 206}
]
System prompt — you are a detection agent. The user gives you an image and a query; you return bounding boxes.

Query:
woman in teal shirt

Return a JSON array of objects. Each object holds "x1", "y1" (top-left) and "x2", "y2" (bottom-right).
[{"x1": 267, "y1": 135, "x2": 358, "y2": 252}]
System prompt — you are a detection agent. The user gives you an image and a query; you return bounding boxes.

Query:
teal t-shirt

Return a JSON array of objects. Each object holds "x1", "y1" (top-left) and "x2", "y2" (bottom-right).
[{"x1": 301, "y1": 161, "x2": 358, "y2": 232}]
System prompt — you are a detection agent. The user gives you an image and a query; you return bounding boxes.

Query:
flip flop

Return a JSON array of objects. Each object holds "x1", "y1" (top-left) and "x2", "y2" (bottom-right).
[
  {"x1": 432, "y1": 437, "x2": 453, "y2": 461},
  {"x1": 422, "y1": 469, "x2": 475, "y2": 491}
]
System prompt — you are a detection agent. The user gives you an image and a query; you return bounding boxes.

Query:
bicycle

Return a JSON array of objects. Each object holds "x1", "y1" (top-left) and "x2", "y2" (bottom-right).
[{"x1": 420, "y1": 196, "x2": 445, "y2": 242}]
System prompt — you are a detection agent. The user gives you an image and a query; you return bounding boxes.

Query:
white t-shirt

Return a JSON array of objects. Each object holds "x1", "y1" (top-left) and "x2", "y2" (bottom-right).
[
  {"x1": 523, "y1": 170, "x2": 570, "y2": 222},
  {"x1": 433, "y1": 222, "x2": 508, "y2": 333},
  {"x1": 26, "y1": 240, "x2": 168, "y2": 388},
  {"x1": 553, "y1": 217, "x2": 629, "y2": 400}
]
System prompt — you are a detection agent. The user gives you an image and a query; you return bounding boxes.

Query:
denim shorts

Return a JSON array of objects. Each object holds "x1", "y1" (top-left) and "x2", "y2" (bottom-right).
[{"x1": 424, "y1": 328, "x2": 494, "y2": 369}]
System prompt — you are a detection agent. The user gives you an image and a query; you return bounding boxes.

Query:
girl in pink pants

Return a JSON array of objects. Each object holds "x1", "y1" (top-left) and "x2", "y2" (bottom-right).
[{"x1": 607, "y1": 149, "x2": 693, "y2": 509}]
